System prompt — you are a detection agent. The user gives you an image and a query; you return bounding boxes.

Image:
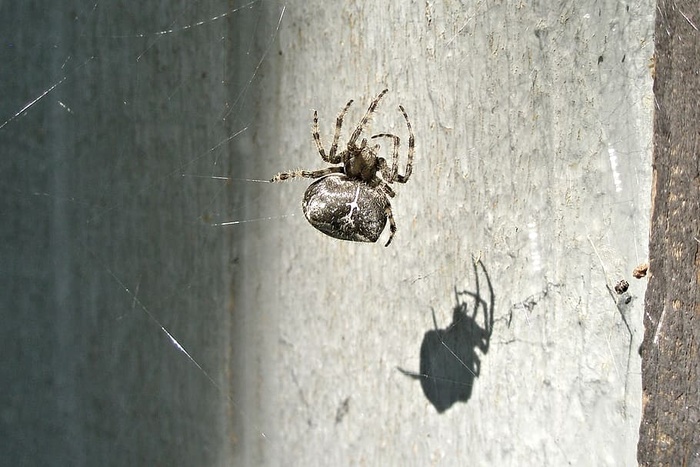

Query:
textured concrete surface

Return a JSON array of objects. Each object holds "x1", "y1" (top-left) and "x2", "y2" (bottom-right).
[{"x1": 0, "y1": 1, "x2": 653, "y2": 466}]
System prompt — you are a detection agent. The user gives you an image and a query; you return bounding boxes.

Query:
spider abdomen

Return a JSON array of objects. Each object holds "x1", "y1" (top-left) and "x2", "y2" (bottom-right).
[{"x1": 302, "y1": 175, "x2": 389, "y2": 244}]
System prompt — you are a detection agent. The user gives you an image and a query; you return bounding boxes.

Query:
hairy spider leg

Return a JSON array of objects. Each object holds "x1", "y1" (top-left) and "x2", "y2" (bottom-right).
[
  {"x1": 348, "y1": 88, "x2": 389, "y2": 147},
  {"x1": 270, "y1": 166, "x2": 344, "y2": 182},
  {"x1": 327, "y1": 99, "x2": 354, "y2": 162},
  {"x1": 397, "y1": 105, "x2": 414, "y2": 183},
  {"x1": 313, "y1": 98, "x2": 354, "y2": 164}
]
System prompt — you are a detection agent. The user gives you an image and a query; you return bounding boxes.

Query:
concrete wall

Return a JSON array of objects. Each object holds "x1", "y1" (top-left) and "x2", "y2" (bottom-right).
[{"x1": 0, "y1": 0, "x2": 654, "y2": 465}]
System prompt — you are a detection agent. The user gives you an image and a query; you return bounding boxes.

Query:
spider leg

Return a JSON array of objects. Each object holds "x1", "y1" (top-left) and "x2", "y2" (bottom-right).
[
  {"x1": 270, "y1": 166, "x2": 343, "y2": 182},
  {"x1": 370, "y1": 104, "x2": 413, "y2": 183},
  {"x1": 327, "y1": 99, "x2": 354, "y2": 163},
  {"x1": 313, "y1": 99, "x2": 353, "y2": 164},
  {"x1": 384, "y1": 203, "x2": 397, "y2": 247},
  {"x1": 312, "y1": 110, "x2": 330, "y2": 162},
  {"x1": 348, "y1": 89, "x2": 389, "y2": 147},
  {"x1": 396, "y1": 104, "x2": 414, "y2": 183},
  {"x1": 371, "y1": 133, "x2": 400, "y2": 182}
]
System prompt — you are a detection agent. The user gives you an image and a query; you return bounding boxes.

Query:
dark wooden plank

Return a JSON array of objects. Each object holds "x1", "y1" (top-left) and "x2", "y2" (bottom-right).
[{"x1": 638, "y1": 1, "x2": 700, "y2": 465}]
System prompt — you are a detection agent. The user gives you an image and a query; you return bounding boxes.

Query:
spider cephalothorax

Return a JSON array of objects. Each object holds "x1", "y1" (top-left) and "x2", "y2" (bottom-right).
[{"x1": 271, "y1": 89, "x2": 414, "y2": 246}]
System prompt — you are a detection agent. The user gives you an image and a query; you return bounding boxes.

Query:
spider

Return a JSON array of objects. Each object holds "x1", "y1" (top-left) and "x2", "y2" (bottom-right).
[{"x1": 270, "y1": 89, "x2": 414, "y2": 247}]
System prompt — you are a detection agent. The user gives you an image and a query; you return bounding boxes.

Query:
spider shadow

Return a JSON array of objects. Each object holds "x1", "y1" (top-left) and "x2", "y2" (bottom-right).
[{"x1": 398, "y1": 260, "x2": 494, "y2": 413}]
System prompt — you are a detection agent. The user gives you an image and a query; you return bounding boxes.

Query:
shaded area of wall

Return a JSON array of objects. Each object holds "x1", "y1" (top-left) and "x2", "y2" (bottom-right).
[{"x1": 0, "y1": 2, "x2": 260, "y2": 465}]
